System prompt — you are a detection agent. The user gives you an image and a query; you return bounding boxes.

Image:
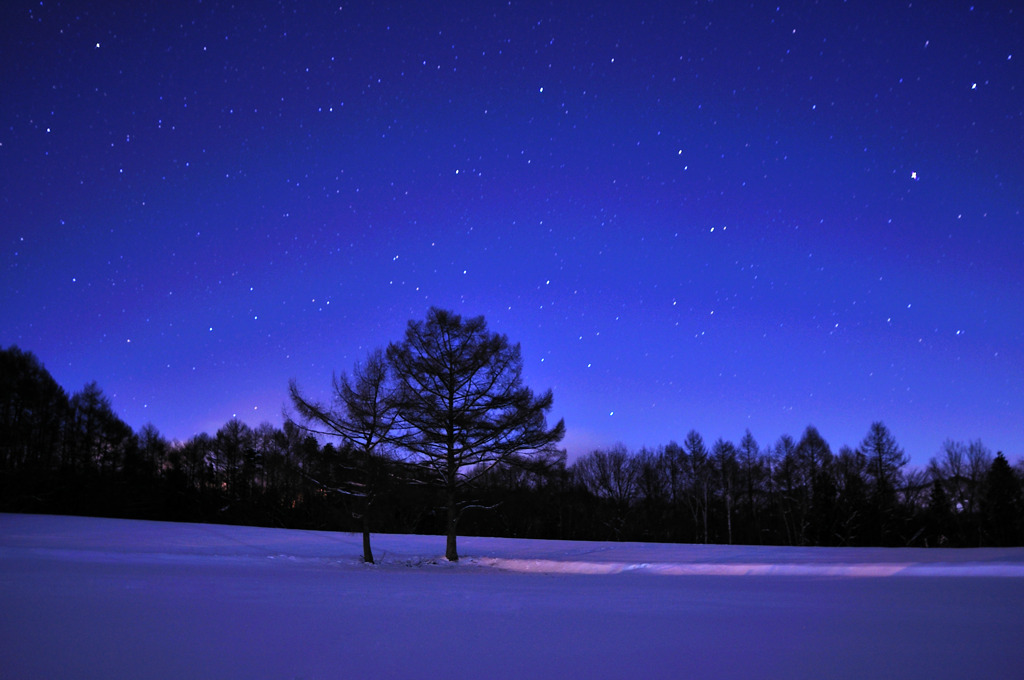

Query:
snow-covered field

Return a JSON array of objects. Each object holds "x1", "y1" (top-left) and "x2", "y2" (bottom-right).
[{"x1": 2, "y1": 515, "x2": 1023, "y2": 679}]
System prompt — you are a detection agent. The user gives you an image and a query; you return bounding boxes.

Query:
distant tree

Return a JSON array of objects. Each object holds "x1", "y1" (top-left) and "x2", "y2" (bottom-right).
[
  {"x1": 0, "y1": 346, "x2": 68, "y2": 477},
  {"x1": 901, "y1": 467, "x2": 932, "y2": 545},
  {"x1": 635, "y1": 447, "x2": 668, "y2": 504},
  {"x1": 662, "y1": 441, "x2": 689, "y2": 540},
  {"x1": 965, "y1": 440, "x2": 994, "y2": 545},
  {"x1": 571, "y1": 445, "x2": 638, "y2": 539},
  {"x1": 711, "y1": 438, "x2": 738, "y2": 544},
  {"x1": 289, "y1": 349, "x2": 399, "y2": 563},
  {"x1": 925, "y1": 479, "x2": 953, "y2": 546},
  {"x1": 795, "y1": 426, "x2": 836, "y2": 544},
  {"x1": 257, "y1": 425, "x2": 293, "y2": 509},
  {"x1": 982, "y1": 453, "x2": 1022, "y2": 546},
  {"x1": 634, "y1": 446, "x2": 671, "y2": 540},
  {"x1": 212, "y1": 419, "x2": 254, "y2": 508},
  {"x1": 387, "y1": 308, "x2": 564, "y2": 561},
  {"x1": 858, "y1": 422, "x2": 909, "y2": 544},
  {"x1": 771, "y1": 434, "x2": 804, "y2": 545},
  {"x1": 681, "y1": 430, "x2": 711, "y2": 543},
  {"x1": 929, "y1": 439, "x2": 993, "y2": 545},
  {"x1": 663, "y1": 441, "x2": 685, "y2": 504},
  {"x1": 68, "y1": 382, "x2": 133, "y2": 477},
  {"x1": 737, "y1": 430, "x2": 764, "y2": 544},
  {"x1": 929, "y1": 440, "x2": 968, "y2": 544},
  {"x1": 179, "y1": 432, "x2": 214, "y2": 494},
  {"x1": 573, "y1": 445, "x2": 638, "y2": 507},
  {"x1": 250, "y1": 422, "x2": 282, "y2": 494},
  {"x1": 133, "y1": 424, "x2": 169, "y2": 480},
  {"x1": 471, "y1": 445, "x2": 568, "y2": 540},
  {"x1": 760, "y1": 439, "x2": 781, "y2": 543},
  {"x1": 833, "y1": 446, "x2": 868, "y2": 545}
]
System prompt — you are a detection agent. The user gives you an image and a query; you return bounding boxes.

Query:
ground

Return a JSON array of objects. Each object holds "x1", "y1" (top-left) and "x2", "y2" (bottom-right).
[{"x1": 2, "y1": 514, "x2": 1023, "y2": 679}]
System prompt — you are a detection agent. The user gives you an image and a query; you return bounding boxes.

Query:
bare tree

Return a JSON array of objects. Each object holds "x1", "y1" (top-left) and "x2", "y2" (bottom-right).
[
  {"x1": 387, "y1": 308, "x2": 564, "y2": 561},
  {"x1": 289, "y1": 349, "x2": 398, "y2": 563},
  {"x1": 965, "y1": 440, "x2": 994, "y2": 545},
  {"x1": 571, "y1": 445, "x2": 638, "y2": 538}
]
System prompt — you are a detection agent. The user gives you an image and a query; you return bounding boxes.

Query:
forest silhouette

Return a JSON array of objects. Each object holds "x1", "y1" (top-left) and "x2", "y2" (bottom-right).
[{"x1": 2, "y1": 311, "x2": 1022, "y2": 549}]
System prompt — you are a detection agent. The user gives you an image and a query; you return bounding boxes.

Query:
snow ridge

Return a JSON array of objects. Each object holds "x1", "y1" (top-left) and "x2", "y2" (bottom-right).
[{"x1": 472, "y1": 556, "x2": 1024, "y2": 577}]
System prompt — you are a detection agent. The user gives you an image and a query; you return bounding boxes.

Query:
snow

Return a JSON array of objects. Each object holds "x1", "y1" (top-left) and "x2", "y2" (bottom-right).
[{"x1": 2, "y1": 515, "x2": 1023, "y2": 679}]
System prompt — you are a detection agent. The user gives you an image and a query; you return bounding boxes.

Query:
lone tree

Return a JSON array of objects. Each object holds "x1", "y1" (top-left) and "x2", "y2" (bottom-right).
[
  {"x1": 289, "y1": 349, "x2": 397, "y2": 564},
  {"x1": 387, "y1": 307, "x2": 565, "y2": 561}
]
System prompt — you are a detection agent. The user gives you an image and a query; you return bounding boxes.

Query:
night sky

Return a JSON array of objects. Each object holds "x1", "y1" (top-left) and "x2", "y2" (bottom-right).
[{"x1": 3, "y1": 1, "x2": 1022, "y2": 465}]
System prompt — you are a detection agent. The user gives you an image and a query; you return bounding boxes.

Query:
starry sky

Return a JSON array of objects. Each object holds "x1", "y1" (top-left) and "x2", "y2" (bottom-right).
[{"x1": 3, "y1": 1, "x2": 1022, "y2": 465}]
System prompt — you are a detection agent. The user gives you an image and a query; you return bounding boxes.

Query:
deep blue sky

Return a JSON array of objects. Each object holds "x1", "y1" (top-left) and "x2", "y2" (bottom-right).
[{"x1": 3, "y1": 1, "x2": 1021, "y2": 465}]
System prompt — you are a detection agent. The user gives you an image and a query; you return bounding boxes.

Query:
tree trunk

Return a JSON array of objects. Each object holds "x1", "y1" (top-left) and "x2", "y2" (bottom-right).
[
  {"x1": 725, "y1": 488, "x2": 733, "y2": 545},
  {"x1": 446, "y1": 487, "x2": 459, "y2": 561},
  {"x1": 701, "y1": 487, "x2": 709, "y2": 544},
  {"x1": 361, "y1": 511, "x2": 374, "y2": 564}
]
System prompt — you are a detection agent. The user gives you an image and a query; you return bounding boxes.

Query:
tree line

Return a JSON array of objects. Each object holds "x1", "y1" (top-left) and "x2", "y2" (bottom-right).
[
  {"x1": 2, "y1": 312, "x2": 1022, "y2": 552},
  {"x1": 524, "y1": 428, "x2": 1022, "y2": 548}
]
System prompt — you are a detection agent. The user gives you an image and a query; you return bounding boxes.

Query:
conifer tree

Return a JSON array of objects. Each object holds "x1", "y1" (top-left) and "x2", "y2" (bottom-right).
[{"x1": 387, "y1": 308, "x2": 564, "y2": 561}]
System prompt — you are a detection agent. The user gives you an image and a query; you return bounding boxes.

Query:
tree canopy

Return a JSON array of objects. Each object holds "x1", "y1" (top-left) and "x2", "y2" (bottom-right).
[
  {"x1": 289, "y1": 349, "x2": 399, "y2": 563},
  {"x1": 387, "y1": 307, "x2": 565, "y2": 560}
]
